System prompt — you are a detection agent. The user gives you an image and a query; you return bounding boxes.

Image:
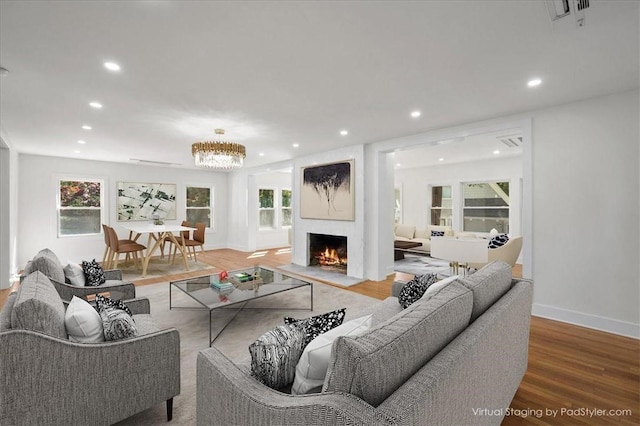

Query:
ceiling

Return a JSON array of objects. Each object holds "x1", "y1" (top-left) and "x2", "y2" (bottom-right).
[{"x1": 0, "y1": 1, "x2": 638, "y2": 170}]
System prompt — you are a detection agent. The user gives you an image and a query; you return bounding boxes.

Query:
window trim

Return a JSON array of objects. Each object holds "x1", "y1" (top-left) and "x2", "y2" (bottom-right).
[
  {"x1": 462, "y1": 180, "x2": 510, "y2": 233},
  {"x1": 258, "y1": 187, "x2": 276, "y2": 230},
  {"x1": 185, "y1": 184, "x2": 214, "y2": 230},
  {"x1": 57, "y1": 176, "x2": 106, "y2": 238},
  {"x1": 280, "y1": 188, "x2": 292, "y2": 229}
]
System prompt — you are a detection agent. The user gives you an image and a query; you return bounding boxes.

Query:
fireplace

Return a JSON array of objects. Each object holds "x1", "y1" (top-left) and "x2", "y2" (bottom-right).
[{"x1": 308, "y1": 233, "x2": 347, "y2": 273}]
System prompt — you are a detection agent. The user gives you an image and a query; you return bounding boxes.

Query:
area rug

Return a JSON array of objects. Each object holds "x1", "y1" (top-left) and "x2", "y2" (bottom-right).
[
  {"x1": 117, "y1": 255, "x2": 216, "y2": 282},
  {"x1": 394, "y1": 254, "x2": 451, "y2": 276},
  {"x1": 113, "y1": 280, "x2": 380, "y2": 425}
]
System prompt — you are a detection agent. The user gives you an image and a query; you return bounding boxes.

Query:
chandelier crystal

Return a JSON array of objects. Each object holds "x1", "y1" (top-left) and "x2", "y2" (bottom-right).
[{"x1": 192, "y1": 129, "x2": 246, "y2": 170}]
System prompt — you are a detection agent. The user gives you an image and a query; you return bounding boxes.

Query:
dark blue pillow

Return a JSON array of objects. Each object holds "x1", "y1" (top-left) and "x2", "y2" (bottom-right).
[
  {"x1": 431, "y1": 230, "x2": 445, "y2": 237},
  {"x1": 398, "y1": 273, "x2": 439, "y2": 309},
  {"x1": 488, "y1": 234, "x2": 509, "y2": 249}
]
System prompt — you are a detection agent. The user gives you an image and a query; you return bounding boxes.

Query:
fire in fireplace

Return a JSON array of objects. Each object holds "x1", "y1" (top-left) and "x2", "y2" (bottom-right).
[{"x1": 308, "y1": 233, "x2": 347, "y2": 271}]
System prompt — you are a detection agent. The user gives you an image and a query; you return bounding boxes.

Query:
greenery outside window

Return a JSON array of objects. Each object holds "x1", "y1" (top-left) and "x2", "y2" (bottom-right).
[
  {"x1": 259, "y1": 188, "x2": 275, "y2": 229},
  {"x1": 58, "y1": 179, "x2": 103, "y2": 237},
  {"x1": 281, "y1": 189, "x2": 292, "y2": 227},
  {"x1": 430, "y1": 186, "x2": 452, "y2": 226},
  {"x1": 186, "y1": 186, "x2": 212, "y2": 228},
  {"x1": 463, "y1": 181, "x2": 509, "y2": 233}
]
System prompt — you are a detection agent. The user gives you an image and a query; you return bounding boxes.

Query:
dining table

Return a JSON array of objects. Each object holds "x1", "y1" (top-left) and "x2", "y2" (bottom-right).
[{"x1": 121, "y1": 223, "x2": 197, "y2": 277}]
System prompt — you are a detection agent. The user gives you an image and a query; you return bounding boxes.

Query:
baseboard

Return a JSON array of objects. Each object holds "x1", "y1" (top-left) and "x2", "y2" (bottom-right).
[{"x1": 532, "y1": 303, "x2": 640, "y2": 339}]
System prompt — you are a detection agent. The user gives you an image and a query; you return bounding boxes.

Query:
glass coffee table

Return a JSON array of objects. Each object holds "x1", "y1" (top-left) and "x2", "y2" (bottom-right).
[{"x1": 169, "y1": 266, "x2": 313, "y2": 346}]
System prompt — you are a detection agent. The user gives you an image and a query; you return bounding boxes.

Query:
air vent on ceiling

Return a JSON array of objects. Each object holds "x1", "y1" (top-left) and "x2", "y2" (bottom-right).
[
  {"x1": 130, "y1": 158, "x2": 181, "y2": 166},
  {"x1": 497, "y1": 135, "x2": 523, "y2": 148},
  {"x1": 546, "y1": 0, "x2": 590, "y2": 27}
]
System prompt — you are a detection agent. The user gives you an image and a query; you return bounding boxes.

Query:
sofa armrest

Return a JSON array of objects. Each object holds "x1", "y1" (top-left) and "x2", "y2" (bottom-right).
[
  {"x1": 197, "y1": 347, "x2": 391, "y2": 426},
  {"x1": 104, "y1": 269, "x2": 123, "y2": 280},
  {"x1": 49, "y1": 278, "x2": 136, "y2": 301},
  {"x1": 391, "y1": 280, "x2": 408, "y2": 298},
  {"x1": 0, "y1": 327, "x2": 180, "y2": 425},
  {"x1": 123, "y1": 297, "x2": 151, "y2": 315}
]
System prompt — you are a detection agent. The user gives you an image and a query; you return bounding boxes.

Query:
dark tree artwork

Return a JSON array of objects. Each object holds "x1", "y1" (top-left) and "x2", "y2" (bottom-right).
[{"x1": 301, "y1": 160, "x2": 354, "y2": 220}]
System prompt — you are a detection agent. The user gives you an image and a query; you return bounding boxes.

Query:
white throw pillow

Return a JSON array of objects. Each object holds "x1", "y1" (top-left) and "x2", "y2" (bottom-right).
[
  {"x1": 292, "y1": 314, "x2": 373, "y2": 395},
  {"x1": 421, "y1": 275, "x2": 460, "y2": 300},
  {"x1": 65, "y1": 296, "x2": 105, "y2": 343},
  {"x1": 64, "y1": 262, "x2": 86, "y2": 286}
]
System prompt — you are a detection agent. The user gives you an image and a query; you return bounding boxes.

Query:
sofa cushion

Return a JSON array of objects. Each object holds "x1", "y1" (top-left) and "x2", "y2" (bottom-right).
[
  {"x1": 11, "y1": 271, "x2": 67, "y2": 339},
  {"x1": 323, "y1": 281, "x2": 473, "y2": 407},
  {"x1": 488, "y1": 234, "x2": 510, "y2": 249},
  {"x1": 64, "y1": 262, "x2": 86, "y2": 286},
  {"x1": 292, "y1": 314, "x2": 373, "y2": 395},
  {"x1": 0, "y1": 292, "x2": 17, "y2": 331},
  {"x1": 414, "y1": 228, "x2": 429, "y2": 239},
  {"x1": 394, "y1": 224, "x2": 415, "y2": 239},
  {"x1": 82, "y1": 259, "x2": 106, "y2": 286},
  {"x1": 457, "y1": 260, "x2": 512, "y2": 322},
  {"x1": 23, "y1": 248, "x2": 66, "y2": 283},
  {"x1": 397, "y1": 273, "x2": 439, "y2": 309},
  {"x1": 96, "y1": 295, "x2": 138, "y2": 341},
  {"x1": 284, "y1": 308, "x2": 346, "y2": 347},
  {"x1": 249, "y1": 323, "x2": 306, "y2": 390},
  {"x1": 65, "y1": 296, "x2": 105, "y2": 343}
]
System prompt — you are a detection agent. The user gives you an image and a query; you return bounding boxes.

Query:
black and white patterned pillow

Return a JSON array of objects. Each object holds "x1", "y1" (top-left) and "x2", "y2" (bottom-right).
[
  {"x1": 284, "y1": 308, "x2": 346, "y2": 347},
  {"x1": 431, "y1": 230, "x2": 445, "y2": 237},
  {"x1": 488, "y1": 234, "x2": 510, "y2": 249},
  {"x1": 81, "y1": 259, "x2": 106, "y2": 286},
  {"x1": 398, "y1": 273, "x2": 440, "y2": 309},
  {"x1": 249, "y1": 323, "x2": 306, "y2": 389},
  {"x1": 95, "y1": 295, "x2": 137, "y2": 341}
]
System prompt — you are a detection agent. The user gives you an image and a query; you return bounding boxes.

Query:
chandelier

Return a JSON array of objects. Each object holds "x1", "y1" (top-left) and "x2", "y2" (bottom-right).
[{"x1": 192, "y1": 129, "x2": 246, "y2": 170}]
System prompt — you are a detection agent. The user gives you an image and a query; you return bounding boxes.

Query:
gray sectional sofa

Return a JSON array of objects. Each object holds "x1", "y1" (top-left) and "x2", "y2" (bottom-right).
[{"x1": 196, "y1": 261, "x2": 533, "y2": 426}]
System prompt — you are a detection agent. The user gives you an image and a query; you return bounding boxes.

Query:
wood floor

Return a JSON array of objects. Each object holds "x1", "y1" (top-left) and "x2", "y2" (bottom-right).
[{"x1": 3, "y1": 248, "x2": 638, "y2": 425}]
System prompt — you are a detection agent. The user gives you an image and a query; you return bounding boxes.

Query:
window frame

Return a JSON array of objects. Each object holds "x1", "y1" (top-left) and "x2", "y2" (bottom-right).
[
  {"x1": 258, "y1": 187, "x2": 276, "y2": 230},
  {"x1": 185, "y1": 184, "x2": 214, "y2": 229},
  {"x1": 429, "y1": 185, "x2": 452, "y2": 227},
  {"x1": 280, "y1": 188, "x2": 292, "y2": 228},
  {"x1": 57, "y1": 177, "x2": 105, "y2": 238},
  {"x1": 462, "y1": 180, "x2": 510, "y2": 233}
]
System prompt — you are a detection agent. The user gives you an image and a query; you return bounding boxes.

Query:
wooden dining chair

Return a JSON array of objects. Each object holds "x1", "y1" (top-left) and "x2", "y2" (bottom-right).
[
  {"x1": 106, "y1": 226, "x2": 147, "y2": 269},
  {"x1": 174, "y1": 222, "x2": 205, "y2": 263},
  {"x1": 102, "y1": 224, "x2": 138, "y2": 269}
]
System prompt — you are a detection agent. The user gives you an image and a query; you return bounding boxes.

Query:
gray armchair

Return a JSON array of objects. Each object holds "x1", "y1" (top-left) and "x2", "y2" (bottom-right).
[
  {"x1": 23, "y1": 247, "x2": 136, "y2": 301},
  {"x1": 0, "y1": 271, "x2": 180, "y2": 425}
]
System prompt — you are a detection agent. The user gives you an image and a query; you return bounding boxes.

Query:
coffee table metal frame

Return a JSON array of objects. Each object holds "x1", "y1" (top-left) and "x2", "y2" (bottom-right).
[{"x1": 169, "y1": 266, "x2": 313, "y2": 346}]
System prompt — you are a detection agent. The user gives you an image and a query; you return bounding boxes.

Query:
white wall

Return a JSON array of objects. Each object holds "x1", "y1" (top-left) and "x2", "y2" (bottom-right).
[
  {"x1": 17, "y1": 154, "x2": 228, "y2": 268},
  {"x1": 395, "y1": 156, "x2": 522, "y2": 235},
  {"x1": 0, "y1": 137, "x2": 19, "y2": 289},
  {"x1": 530, "y1": 90, "x2": 639, "y2": 337}
]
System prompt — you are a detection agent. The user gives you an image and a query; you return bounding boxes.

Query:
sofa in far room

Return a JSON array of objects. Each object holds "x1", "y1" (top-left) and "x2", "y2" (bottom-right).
[
  {"x1": 393, "y1": 224, "x2": 454, "y2": 254},
  {"x1": 196, "y1": 261, "x2": 533, "y2": 425}
]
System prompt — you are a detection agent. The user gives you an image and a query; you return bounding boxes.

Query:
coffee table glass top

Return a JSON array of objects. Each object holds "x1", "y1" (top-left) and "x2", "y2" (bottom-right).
[{"x1": 170, "y1": 266, "x2": 312, "y2": 310}]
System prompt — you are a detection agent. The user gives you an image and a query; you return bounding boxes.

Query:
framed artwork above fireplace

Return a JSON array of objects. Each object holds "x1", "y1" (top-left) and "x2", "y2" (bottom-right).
[{"x1": 300, "y1": 159, "x2": 354, "y2": 221}]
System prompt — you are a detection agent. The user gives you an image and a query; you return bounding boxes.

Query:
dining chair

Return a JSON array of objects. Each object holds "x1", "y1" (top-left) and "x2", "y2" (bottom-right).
[
  {"x1": 106, "y1": 226, "x2": 147, "y2": 269},
  {"x1": 174, "y1": 222, "x2": 205, "y2": 263},
  {"x1": 102, "y1": 224, "x2": 137, "y2": 269}
]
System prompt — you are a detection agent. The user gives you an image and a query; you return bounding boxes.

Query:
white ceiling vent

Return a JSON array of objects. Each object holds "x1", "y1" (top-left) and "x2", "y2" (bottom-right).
[
  {"x1": 497, "y1": 134, "x2": 523, "y2": 148},
  {"x1": 130, "y1": 158, "x2": 181, "y2": 166},
  {"x1": 546, "y1": 0, "x2": 590, "y2": 27}
]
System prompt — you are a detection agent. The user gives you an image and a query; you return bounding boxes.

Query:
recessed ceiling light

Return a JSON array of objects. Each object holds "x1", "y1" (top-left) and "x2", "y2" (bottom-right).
[
  {"x1": 77, "y1": 140, "x2": 86, "y2": 144},
  {"x1": 340, "y1": 130, "x2": 348, "y2": 136},
  {"x1": 104, "y1": 62, "x2": 121, "y2": 72},
  {"x1": 439, "y1": 158, "x2": 444, "y2": 162},
  {"x1": 396, "y1": 163, "x2": 401, "y2": 167},
  {"x1": 493, "y1": 150, "x2": 501, "y2": 155},
  {"x1": 81, "y1": 125, "x2": 92, "y2": 130},
  {"x1": 89, "y1": 101, "x2": 103, "y2": 109},
  {"x1": 527, "y1": 78, "x2": 542, "y2": 88},
  {"x1": 73, "y1": 150, "x2": 81, "y2": 154},
  {"x1": 259, "y1": 152, "x2": 265, "y2": 156},
  {"x1": 292, "y1": 143, "x2": 299, "y2": 148},
  {"x1": 411, "y1": 111, "x2": 421, "y2": 118}
]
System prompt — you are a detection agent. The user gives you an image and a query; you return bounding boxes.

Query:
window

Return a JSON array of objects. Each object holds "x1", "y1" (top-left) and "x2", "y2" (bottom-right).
[
  {"x1": 186, "y1": 186, "x2": 212, "y2": 228},
  {"x1": 259, "y1": 188, "x2": 275, "y2": 229},
  {"x1": 430, "y1": 186, "x2": 452, "y2": 226},
  {"x1": 281, "y1": 189, "x2": 292, "y2": 227},
  {"x1": 463, "y1": 181, "x2": 509, "y2": 233},
  {"x1": 58, "y1": 179, "x2": 103, "y2": 236}
]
